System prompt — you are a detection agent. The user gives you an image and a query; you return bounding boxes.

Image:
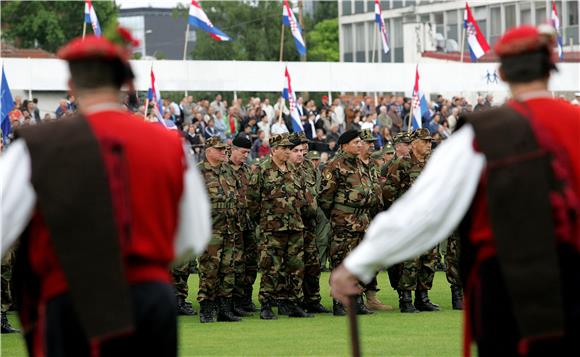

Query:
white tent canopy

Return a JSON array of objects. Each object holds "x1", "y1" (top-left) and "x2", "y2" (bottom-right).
[{"x1": 3, "y1": 58, "x2": 579, "y2": 93}]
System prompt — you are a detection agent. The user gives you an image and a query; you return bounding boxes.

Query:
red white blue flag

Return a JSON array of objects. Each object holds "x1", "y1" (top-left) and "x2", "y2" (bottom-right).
[
  {"x1": 188, "y1": 0, "x2": 231, "y2": 41},
  {"x1": 551, "y1": 1, "x2": 564, "y2": 60},
  {"x1": 282, "y1": 67, "x2": 303, "y2": 132},
  {"x1": 84, "y1": 0, "x2": 102, "y2": 37},
  {"x1": 374, "y1": 0, "x2": 390, "y2": 54},
  {"x1": 282, "y1": 0, "x2": 306, "y2": 56},
  {"x1": 148, "y1": 67, "x2": 176, "y2": 130},
  {"x1": 411, "y1": 65, "x2": 429, "y2": 130},
  {"x1": 464, "y1": 2, "x2": 490, "y2": 61}
]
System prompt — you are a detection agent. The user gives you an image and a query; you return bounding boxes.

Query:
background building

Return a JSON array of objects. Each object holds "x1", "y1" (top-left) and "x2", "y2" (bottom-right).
[
  {"x1": 339, "y1": 0, "x2": 580, "y2": 63},
  {"x1": 119, "y1": 7, "x2": 195, "y2": 60}
]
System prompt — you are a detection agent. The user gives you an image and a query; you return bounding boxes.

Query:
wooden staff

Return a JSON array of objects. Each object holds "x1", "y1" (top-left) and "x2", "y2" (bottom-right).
[
  {"x1": 82, "y1": 22, "x2": 87, "y2": 39},
  {"x1": 279, "y1": 24, "x2": 285, "y2": 62},
  {"x1": 347, "y1": 296, "x2": 361, "y2": 357}
]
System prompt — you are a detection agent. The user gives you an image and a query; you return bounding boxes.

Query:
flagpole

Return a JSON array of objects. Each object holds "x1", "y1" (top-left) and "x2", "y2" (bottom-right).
[
  {"x1": 82, "y1": 22, "x2": 87, "y2": 39},
  {"x1": 279, "y1": 24, "x2": 285, "y2": 62},
  {"x1": 460, "y1": 21, "x2": 466, "y2": 62},
  {"x1": 183, "y1": 24, "x2": 190, "y2": 96},
  {"x1": 373, "y1": 23, "x2": 378, "y2": 108},
  {"x1": 143, "y1": 98, "x2": 150, "y2": 120}
]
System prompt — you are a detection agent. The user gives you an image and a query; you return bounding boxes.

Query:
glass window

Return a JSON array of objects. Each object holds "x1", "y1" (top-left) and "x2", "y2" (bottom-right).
[
  {"x1": 434, "y1": 12, "x2": 444, "y2": 37},
  {"x1": 118, "y1": 16, "x2": 145, "y2": 56},
  {"x1": 393, "y1": 1, "x2": 403, "y2": 9},
  {"x1": 564, "y1": 0, "x2": 579, "y2": 45},
  {"x1": 380, "y1": 0, "x2": 390, "y2": 10},
  {"x1": 367, "y1": 1, "x2": 375, "y2": 13},
  {"x1": 489, "y1": 7, "x2": 502, "y2": 45},
  {"x1": 446, "y1": 10, "x2": 458, "y2": 42},
  {"x1": 342, "y1": 0, "x2": 352, "y2": 16},
  {"x1": 521, "y1": 7, "x2": 532, "y2": 25},
  {"x1": 535, "y1": 2, "x2": 547, "y2": 25},
  {"x1": 505, "y1": 4, "x2": 516, "y2": 30},
  {"x1": 343, "y1": 24, "x2": 353, "y2": 53},
  {"x1": 355, "y1": 22, "x2": 366, "y2": 61},
  {"x1": 568, "y1": 1, "x2": 579, "y2": 26},
  {"x1": 354, "y1": 0, "x2": 365, "y2": 14}
]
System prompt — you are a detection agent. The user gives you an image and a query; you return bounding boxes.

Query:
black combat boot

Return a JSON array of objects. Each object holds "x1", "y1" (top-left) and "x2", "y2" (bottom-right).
[
  {"x1": 232, "y1": 297, "x2": 253, "y2": 316},
  {"x1": 199, "y1": 300, "x2": 215, "y2": 323},
  {"x1": 304, "y1": 302, "x2": 331, "y2": 314},
  {"x1": 287, "y1": 303, "x2": 314, "y2": 318},
  {"x1": 177, "y1": 297, "x2": 197, "y2": 316},
  {"x1": 355, "y1": 296, "x2": 374, "y2": 315},
  {"x1": 260, "y1": 302, "x2": 277, "y2": 320},
  {"x1": 217, "y1": 298, "x2": 241, "y2": 322},
  {"x1": 1, "y1": 312, "x2": 19, "y2": 334},
  {"x1": 277, "y1": 300, "x2": 290, "y2": 316},
  {"x1": 399, "y1": 290, "x2": 419, "y2": 313},
  {"x1": 451, "y1": 286, "x2": 464, "y2": 310},
  {"x1": 414, "y1": 289, "x2": 440, "y2": 312},
  {"x1": 332, "y1": 299, "x2": 346, "y2": 316}
]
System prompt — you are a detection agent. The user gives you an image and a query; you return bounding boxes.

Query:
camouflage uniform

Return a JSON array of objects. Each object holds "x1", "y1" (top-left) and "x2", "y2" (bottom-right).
[
  {"x1": 445, "y1": 231, "x2": 461, "y2": 288},
  {"x1": 1, "y1": 249, "x2": 15, "y2": 313},
  {"x1": 196, "y1": 158, "x2": 239, "y2": 304},
  {"x1": 229, "y1": 160, "x2": 258, "y2": 303},
  {"x1": 249, "y1": 135, "x2": 316, "y2": 307},
  {"x1": 172, "y1": 258, "x2": 195, "y2": 301}
]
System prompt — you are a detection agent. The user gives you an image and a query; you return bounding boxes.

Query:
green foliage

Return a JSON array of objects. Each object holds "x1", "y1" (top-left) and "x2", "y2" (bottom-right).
[
  {"x1": 2, "y1": 272, "x2": 461, "y2": 356},
  {"x1": 0, "y1": 0, "x2": 118, "y2": 53},
  {"x1": 312, "y1": 0, "x2": 338, "y2": 23},
  {"x1": 307, "y1": 18, "x2": 339, "y2": 62}
]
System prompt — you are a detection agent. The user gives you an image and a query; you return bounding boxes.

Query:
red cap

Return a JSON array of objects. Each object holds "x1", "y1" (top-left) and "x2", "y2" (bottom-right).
[
  {"x1": 322, "y1": 95, "x2": 328, "y2": 101},
  {"x1": 57, "y1": 27, "x2": 139, "y2": 63},
  {"x1": 494, "y1": 25, "x2": 556, "y2": 58}
]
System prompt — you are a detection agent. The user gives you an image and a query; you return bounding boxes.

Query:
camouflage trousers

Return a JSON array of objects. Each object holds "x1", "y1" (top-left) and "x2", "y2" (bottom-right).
[
  {"x1": 241, "y1": 229, "x2": 259, "y2": 298},
  {"x1": 1, "y1": 249, "x2": 15, "y2": 313},
  {"x1": 314, "y1": 207, "x2": 332, "y2": 270},
  {"x1": 171, "y1": 258, "x2": 195, "y2": 300},
  {"x1": 197, "y1": 232, "x2": 237, "y2": 302},
  {"x1": 303, "y1": 230, "x2": 322, "y2": 305},
  {"x1": 258, "y1": 231, "x2": 304, "y2": 304},
  {"x1": 330, "y1": 229, "x2": 375, "y2": 291},
  {"x1": 233, "y1": 231, "x2": 245, "y2": 299},
  {"x1": 398, "y1": 246, "x2": 439, "y2": 291},
  {"x1": 445, "y1": 232, "x2": 462, "y2": 289}
]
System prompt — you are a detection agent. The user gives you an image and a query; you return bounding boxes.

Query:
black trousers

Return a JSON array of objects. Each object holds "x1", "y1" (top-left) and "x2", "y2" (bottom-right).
[{"x1": 29, "y1": 282, "x2": 177, "y2": 357}]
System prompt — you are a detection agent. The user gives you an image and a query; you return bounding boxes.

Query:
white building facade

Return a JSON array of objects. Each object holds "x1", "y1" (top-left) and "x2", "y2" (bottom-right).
[{"x1": 339, "y1": 0, "x2": 580, "y2": 63}]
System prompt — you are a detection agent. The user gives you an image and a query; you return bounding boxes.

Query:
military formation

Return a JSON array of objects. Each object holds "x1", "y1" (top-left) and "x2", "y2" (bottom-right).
[{"x1": 165, "y1": 126, "x2": 466, "y2": 324}]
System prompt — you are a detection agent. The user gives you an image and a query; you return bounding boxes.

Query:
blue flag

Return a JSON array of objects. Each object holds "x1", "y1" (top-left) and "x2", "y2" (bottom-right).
[{"x1": 1, "y1": 66, "x2": 14, "y2": 143}]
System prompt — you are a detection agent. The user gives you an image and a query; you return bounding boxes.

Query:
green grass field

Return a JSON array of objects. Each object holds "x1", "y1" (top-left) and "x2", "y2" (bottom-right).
[{"x1": 1, "y1": 272, "x2": 461, "y2": 356}]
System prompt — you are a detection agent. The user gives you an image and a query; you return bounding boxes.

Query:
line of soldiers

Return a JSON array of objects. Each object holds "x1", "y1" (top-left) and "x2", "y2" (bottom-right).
[{"x1": 168, "y1": 127, "x2": 463, "y2": 323}]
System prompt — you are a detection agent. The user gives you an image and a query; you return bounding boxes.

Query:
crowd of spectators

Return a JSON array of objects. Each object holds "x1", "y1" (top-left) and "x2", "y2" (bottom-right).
[{"x1": 3, "y1": 91, "x2": 580, "y2": 160}]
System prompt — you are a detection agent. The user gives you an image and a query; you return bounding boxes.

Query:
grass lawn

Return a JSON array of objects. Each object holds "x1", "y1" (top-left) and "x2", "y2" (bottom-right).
[{"x1": 1, "y1": 272, "x2": 461, "y2": 356}]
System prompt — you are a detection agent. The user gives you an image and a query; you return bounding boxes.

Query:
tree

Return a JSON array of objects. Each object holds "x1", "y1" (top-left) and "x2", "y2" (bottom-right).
[
  {"x1": 306, "y1": 18, "x2": 339, "y2": 62},
  {"x1": 1, "y1": 1, "x2": 117, "y2": 53},
  {"x1": 312, "y1": 0, "x2": 338, "y2": 23}
]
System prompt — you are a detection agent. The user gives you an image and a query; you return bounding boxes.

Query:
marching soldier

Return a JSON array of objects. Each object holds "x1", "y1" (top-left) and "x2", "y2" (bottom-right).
[
  {"x1": 197, "y1": 136, "x2": 241, "y2": 323},
  {"x1": 228, "y1": 134, "x2": 258, "y2": 314},
  {"x1": 384, "y1": 128, "x2": 439, "y2": 313},
  {"x1": 319, "y1": 129, "x2": 375, "y2": 316},
  {"x1": 358, "y1": 129, "x2": 392, "y2": 311},
  {"x1": 249, "y1": 133, "x2": 315, "y2": 320},
  {"x1": 446, "y1": 231, "x2": 463, "y2": 310}
]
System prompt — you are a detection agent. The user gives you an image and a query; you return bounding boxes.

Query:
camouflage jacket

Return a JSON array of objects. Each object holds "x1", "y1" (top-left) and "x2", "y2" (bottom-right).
[
  {"x1": 301, "y1": 158, "x2": 321, "y2": 198},
  {"x1": 249, "y1": 156, "x2": 315, "y2": 232},
  {"x1": 228, "y1": 161, "x2": 254, "y2": 231},
  {"x1": 383, "y1": 152, "x2": 427, "y2": 208},
  {"x1": 198, "y1": 160, "x2": 238, "y2": 234},
  {"x1": 360, "y1": 158, "x2": 384, "y2": 218},
  {"x1": 319, "y1": 152, "x2": 374, "y2": 232}
]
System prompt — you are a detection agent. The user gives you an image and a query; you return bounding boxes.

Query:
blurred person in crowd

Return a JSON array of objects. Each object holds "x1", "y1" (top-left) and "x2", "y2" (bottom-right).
[
  {"x1": 205, "y1": 118, "x2": 219, "y2": 139},
  {"x1": 55, "y1": 99, "x2": 69, "y2": 118},
  {"x1": 210, "y1": 94, "x2": 226, "y2": 117}
]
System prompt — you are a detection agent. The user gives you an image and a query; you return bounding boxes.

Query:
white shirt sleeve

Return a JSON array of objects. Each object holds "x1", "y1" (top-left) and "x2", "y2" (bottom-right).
[
  {"x1": 1, "y1": 140, "x2": 37, "y2": 258},
  {"x1": 174, "y1": 149, "x2": 212, "y2": 260},
  {"x1": 344, "y1": 125, "x2": 486, "y2": 283}
]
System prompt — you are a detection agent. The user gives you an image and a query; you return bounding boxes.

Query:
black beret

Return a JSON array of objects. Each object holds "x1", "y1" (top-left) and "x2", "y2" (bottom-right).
[
  {"x1": 338, "y1": 129, "x2": 360, "y2": 146},
  {"x1": 232, "y1": 134, "x2": 252, "y2": 149}
]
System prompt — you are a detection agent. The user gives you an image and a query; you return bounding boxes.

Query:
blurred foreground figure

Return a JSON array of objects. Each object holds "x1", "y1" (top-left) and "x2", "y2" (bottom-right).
[
  {"x1": 0, "y1": 28, "x2": 211, "y2": 357},
  {"x1": 331, "y1": 25, "x2": 580, "y2": 357}
]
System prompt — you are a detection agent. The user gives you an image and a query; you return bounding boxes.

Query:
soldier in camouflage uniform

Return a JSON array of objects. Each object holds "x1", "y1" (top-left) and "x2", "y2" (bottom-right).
[
  {"x1": 197, "y1": 137, "x2": 241, "y2": 323},
  {"x1": 227, "y1": 134, "x2": 258, "y2": 314},
  {"x1": 358, "y1": 129, "x2": 392, "y2": 311},
  {"x1": 1, "y1": 249, "x2": 19, "y2": 333},
  {"x1": 288, "y1": 133, "x2": 331, "y2": 314},
  {"x1": 383, "y1": 128, "x2": 440, "y2": 313},
  {"x1": 319, "y1": 129, "x2": 375, "y2": 316},
  {"x1": 249, "y1": 133, "x2": 316, "y2": 320},
  {"x1": 446, "y1": 231, "x2": 463, "y2": 310},
  {"x1": 172, "y1": 259, "x2": 196, "y2": 316}
]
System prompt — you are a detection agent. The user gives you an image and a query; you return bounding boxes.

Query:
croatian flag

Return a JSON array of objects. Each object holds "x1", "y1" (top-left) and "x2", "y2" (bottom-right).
[
  {"x1": 411, "y1": 65, "x2": 429, "y2": 130},
  {"x1": 148, "y1": 68, "x2": 176, "y2": 130},
  {"x1": 374, "y1": 0, "x2": 390, "y2": 54},
  {"x1": 282, "y1": 0, "x2": 307, "y2": 56},
  {"x1": 551, "y1": 1, "x2": 564, "y2": 60},
  {"x1": 1, "y1": 66, "x2": 14, "y2": 143},
  {"x1": 282, "y1": 67, "x2": 303, "y2": 132},
  {"x1": 464, "y1": 2, "x2": 490, "y2": 61},
  {"x1": 84, "y1": 0, "x2": 102, "y2": 37},
  {"x1": 188, "y1": 0, "x2": 231, "y2": 41}
]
